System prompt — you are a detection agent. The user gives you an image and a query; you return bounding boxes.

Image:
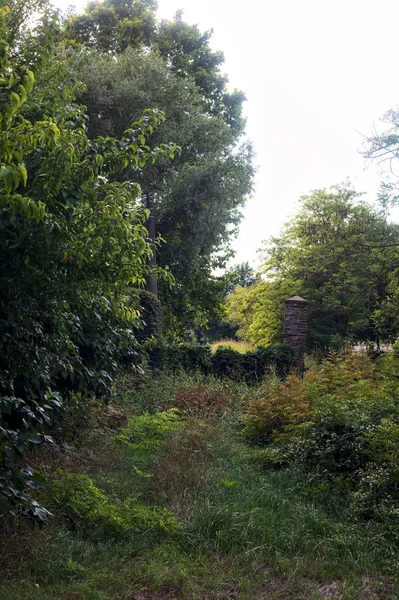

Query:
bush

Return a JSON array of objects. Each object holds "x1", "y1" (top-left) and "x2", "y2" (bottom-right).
[
  {"x1": 49, "y1": 471, "x2": 181, "y2": 538},
  {"x1": 0, "y1": 392, "x2": 62, "y2": 521},
  {"x1": 210, "y1": 344, "x2": 294, "y2": 383},
  {"x1": 148, "y1": 343, "x2": 294, "y2": 384},
  {"x1": 242, "y1": 374, "x2": 312, "y2": 443},
  {"x1": 148, "y1": 343, "x2": 212, "y2": 373},
  {"x1": 246, "y1": 350, "x2": 399, "y2": 524}
]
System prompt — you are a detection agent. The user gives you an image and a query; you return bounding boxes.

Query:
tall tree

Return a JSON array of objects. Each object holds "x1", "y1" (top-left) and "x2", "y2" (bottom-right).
[
  {"x1": 0, "y1": 5, "x2": 174, "y2": 515},
  {"x1": 63, "y1": 0, "x2": 157, "y2": 53},
  {"x1": 63, "y1": 2, "x2": 254, "y2": 336},
  {"x1": 225, "y1": 261, "x2": 257, "y2": 294},
  {"x1": 227, "y1": 186, "x2": 399, "y2": 352},
  {"x1": 0, "y1": 0, "x2": 50, "y2": 49}
]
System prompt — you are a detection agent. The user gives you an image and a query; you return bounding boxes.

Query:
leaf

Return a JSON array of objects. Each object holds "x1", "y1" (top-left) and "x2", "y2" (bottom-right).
[
  {"x1": 18, "y1": 164, "x2": 27, "y2": 186},
  {"x1": 0, "y1": 166, "x2": 11, "y2": 180}
]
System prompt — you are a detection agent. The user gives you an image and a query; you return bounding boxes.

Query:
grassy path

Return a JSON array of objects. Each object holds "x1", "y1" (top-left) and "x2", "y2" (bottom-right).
[{"x1": 0, "y1": 372, "x2": 398, "y2": 599}]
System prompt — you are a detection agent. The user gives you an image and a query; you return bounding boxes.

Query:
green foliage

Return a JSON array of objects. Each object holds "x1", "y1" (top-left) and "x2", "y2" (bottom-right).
[
  {"x1": 229, "y1": 186, "x2": 399, "y2": 353},
  {"x1": 147, "y1": 343, "x2": 293, "y2": 384},
  {"x1": 114, "y1": 409, "x2": 184, "y2": 453},
  {"x1": 210, "y1": 345, "x2": 294, "y2": 383},
  {"x1": 0, "y1": 392, "x2": 61, "y2": 519},
  {"x1": 63, "y1": 2, "x2": 254, "y2": 337},
  {"x1": 0, "y1": 4, "x2": 176, "y2": 519},
  {"x1": 246, "y1": 351, "x2": 399, "y2": 526},
  {"x1": 0, "y1": 0, "x2": 52, "y2": 53},
  {"x1": 225, "y1": 261, "x2": 257, "y2": 294},
  {"x1": 50, "y1": 470, "x2": 181, "y2": 537},
  {"x1": 148, "y1": 343, "x2": 212, "y2": 374},
  {"x1": 226, "y1": 280, "x2": 288, "y2": 346},
  {"x1": 63, "y1": 0, "x2": 157, "y2": 53}
]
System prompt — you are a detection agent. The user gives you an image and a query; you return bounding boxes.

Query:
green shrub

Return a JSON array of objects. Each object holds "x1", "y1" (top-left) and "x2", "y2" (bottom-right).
[
  {"x1": 210, "y1": 347, "x2": 243, "y2": 379},
  {"x1": 210, "y1": 344, "x2": 294, "y2": 383},
  {"x1": 248, "y1": 351, "x2": 399, "y2": 524},
  {"x1": 148, "y1": 343, "x2": 294, "y2": 384},
  {"x1": 0, "y1": 392, "x2": 62, "y2": 521},
  {"x1": 50, "y1": 471, "x2": 181, "y2": 537},
  {"x1": 113, "y1": 409, "x2": 184, "y2": 453},
  {"x1": 148, "y1": 343, "x2": 212, "y2": 373}
]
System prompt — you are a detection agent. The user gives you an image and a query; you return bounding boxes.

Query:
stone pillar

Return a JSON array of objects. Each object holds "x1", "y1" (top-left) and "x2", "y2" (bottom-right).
[{"x1": 283, "y1": 296, "x2": 308, "y2": 374}]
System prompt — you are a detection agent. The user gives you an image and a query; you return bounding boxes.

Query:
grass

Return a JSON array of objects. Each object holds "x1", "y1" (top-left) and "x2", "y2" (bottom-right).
[
  {"x1": 210, "y1": 339, "x2": 254, "y2": 354},
  {"x1": 0, "y1": 371, "x2": 398, "y2": 599}
]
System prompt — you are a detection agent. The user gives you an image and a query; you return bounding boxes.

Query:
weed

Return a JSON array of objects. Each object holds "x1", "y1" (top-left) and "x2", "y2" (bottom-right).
[
  {"x1": 170, "y1": 386, "x2": 230, "y2": 416},
  {"x1": 149, "y1": 421, "x2": 216, "y2": 517},
  {"x1": 114, "y1": 409, "x2": 184, "y2": 453},
  {"x1": 49, "y1": 470, "x2": 181, "y2": 539},
  {"x1": 1, "y1": 365, "x2": 398, "y2": 600}
]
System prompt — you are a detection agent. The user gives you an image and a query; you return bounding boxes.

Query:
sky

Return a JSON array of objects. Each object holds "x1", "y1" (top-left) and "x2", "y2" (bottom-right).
[{"x1": 54, "y1": 0, "x2": 399, "y2": 266}]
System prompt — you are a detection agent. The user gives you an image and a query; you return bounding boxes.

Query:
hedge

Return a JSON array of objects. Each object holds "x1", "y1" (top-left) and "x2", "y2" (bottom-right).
[
  {"x1": 148, "y1": 343, "x2": 212, "y2": 374},
  {"x1": 147, "y1": 343, "x2": 294, "y2": 383}
]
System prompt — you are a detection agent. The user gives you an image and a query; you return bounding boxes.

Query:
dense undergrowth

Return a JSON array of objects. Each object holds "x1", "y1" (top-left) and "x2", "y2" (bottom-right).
[{"x1": 1, "y1": 357, "x2": 399, "y2": 599}]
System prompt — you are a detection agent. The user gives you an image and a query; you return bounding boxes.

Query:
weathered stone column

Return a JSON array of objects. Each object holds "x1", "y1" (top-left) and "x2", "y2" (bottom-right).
[{"x1": 283, "y1": 296, "x2": 308, "y2": 374}]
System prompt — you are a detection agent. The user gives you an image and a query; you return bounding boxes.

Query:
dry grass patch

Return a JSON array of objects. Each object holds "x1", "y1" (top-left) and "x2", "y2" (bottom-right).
[
  {"x1": 149, "y1": 421, "x2": 217, "y2": 516},
  {"x1": 211, "y1": 340, "x2": 254, "y2": 354},
  {"x1": 170, "y1": 386, "x2": 230, "y2": 416}
]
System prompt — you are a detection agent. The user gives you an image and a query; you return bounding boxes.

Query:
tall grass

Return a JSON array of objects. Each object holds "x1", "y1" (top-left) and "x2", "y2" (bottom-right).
[
  {"x1": 211, "y1": 339, "x2": 254, "y2": 354},
  {"x1": 1, "y1": 369, "x2": 398, "y2": 600}
]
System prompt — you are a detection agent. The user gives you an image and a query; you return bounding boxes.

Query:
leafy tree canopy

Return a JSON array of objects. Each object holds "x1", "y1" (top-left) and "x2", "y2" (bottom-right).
[
  {"x1": 0, "y1": 4, "x2": 174, "y2": 516},
  {"x1": 63, "y1": 0, "x2": 157, "y2": 53},
  {"x1": 225, "y1": 261, "x2": 257, "y2": 294},
  {"x1": 227, "y1": 186, "x2": 399, "y2": 352},
  {"x1": 62, "y1": 1, "x2": 254, "y2": 337}
]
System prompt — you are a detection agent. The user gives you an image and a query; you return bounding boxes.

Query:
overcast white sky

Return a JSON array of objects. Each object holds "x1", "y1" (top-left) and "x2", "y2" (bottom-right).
[{"x1": 55, "y1": 0, "x2": 399, "y2": 265}]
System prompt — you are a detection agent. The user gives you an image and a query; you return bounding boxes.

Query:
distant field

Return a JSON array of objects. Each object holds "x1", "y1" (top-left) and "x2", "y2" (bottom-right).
[{"x1": 211, "y1": 339, "x2": 254, "y2": 354}]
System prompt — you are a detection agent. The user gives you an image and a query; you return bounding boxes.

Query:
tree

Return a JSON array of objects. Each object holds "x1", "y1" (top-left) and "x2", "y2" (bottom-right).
[
  {"x1": 63, "y1": 0, "x2": 157, "y2": 53},
  {"x1": 63, "y1": 1, "x2": 246, "y2": 135},
  {"x1": 226, "y1": 280, "x2": 291, "y2": 346},
  {"x1": 228, "y1": 186, "x2": 399, "y2": 352},
  {"x1": 62, "y1": 1, "x2": 254, "y2": 337},
  {"x1": 364, "y1": 107, "x2": 399, "y2": 170},
  {"x1": 0, "y1": 0, "x2": 50, "y2": 49},
  {"x1": 226, "y1": 261, "x2": 257, "y2": 294},
  {"x1": 156, "y1": 13, "x2": 247, "y2": 134},
  {"x1": 0, "y1": 5, "x2": 174, "y2": 517}
]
